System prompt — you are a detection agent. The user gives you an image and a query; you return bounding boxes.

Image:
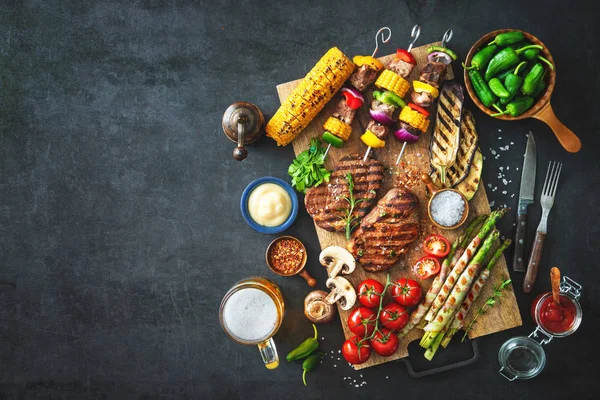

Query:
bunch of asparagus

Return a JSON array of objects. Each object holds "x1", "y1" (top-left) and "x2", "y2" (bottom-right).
[{"x1": 399, "y1": 210, "x2": 512, "y2": 360}]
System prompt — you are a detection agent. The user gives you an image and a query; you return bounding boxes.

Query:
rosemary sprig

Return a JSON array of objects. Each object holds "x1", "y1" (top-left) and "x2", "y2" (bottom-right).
[
  {"x1": 461, "y1": 279, "x2": 512, "y2": 342},
  {"x1": 339, "y1": 173, "x2": 367, "y2": 240}
]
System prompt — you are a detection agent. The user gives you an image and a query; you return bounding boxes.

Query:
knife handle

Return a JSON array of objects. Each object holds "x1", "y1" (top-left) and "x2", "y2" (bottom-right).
[
  {"x1": 523, "y1": 231, "x2": 546, "y2": 294},
  {"x1": 512, "y1": 212, "x2": 528, "y2": 272}
]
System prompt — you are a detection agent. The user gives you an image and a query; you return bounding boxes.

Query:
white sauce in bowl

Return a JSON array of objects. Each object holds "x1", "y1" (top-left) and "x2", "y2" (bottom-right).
[{"x1": 247, "y1": 183, "x2": 292, "y2": 227}]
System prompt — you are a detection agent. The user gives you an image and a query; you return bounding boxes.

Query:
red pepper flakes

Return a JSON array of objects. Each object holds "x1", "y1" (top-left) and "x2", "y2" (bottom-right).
[{"x1": 268, "y1": 239, "x2": 304, "y2": 274}]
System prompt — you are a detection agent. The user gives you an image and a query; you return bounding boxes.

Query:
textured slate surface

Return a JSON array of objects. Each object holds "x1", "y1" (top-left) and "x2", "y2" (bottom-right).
[{"x1": 0, "y1": 0, "x2": 598, "y2": 398}]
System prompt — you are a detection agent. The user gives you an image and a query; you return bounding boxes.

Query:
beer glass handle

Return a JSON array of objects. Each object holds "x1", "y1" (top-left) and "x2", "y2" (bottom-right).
[{"x1": 257, "y1": 337, "x2": 279, "y2": 369}]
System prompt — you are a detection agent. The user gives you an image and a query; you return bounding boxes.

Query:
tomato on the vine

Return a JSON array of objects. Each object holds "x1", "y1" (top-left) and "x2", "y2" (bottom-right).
[
  {"x1": 347, "y1": 307, "x2": 377, "y2": 337},
  {"x1": 413, "y1": 256, "x2": 441, "y2": 279},
  {"x1": 423, "y1": 234, "x2": 451, "y2": 258},
  {"x1": 342, "y1": 335, "x2": 371, "y2": 365},
  {"x1": 357, "y1": 279, "x2": 384, "y2": 308},
  {"x1": 371, "y1": 328, "x2": 399, "y2": 356},
  {"x1": 391, "y1": 278, "x2": 422, "y2": 307},
  {"x1": 379, "y1": 303, "x2": 408, "y2": 331}
]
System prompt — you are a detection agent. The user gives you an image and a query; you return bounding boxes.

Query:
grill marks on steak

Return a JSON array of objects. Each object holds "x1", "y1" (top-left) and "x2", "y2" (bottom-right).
[
  {"x1": 348, "y1": 187, "x2": 420, "y2": 272},
  {"x1": 304, "y1": 154, "x2": 384, "y2": 232}
]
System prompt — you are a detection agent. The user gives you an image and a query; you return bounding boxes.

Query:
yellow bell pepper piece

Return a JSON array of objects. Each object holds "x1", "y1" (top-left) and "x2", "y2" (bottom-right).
[
  {"x1": 413, "y1": 81, "x2": 439, "y2": 98},
  {"x1": 352, "y1": 55, "x2": 384, "y2": 72},
  {"x1": 360, "y1": 130, "x2": 386, "y2": 148}
]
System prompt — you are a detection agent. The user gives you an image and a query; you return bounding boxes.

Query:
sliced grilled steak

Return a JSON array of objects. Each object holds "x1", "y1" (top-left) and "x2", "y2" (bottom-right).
[
  {"x1": 349, "y1": 65, "x2": 378, "y2": 91},
  {"x1": 411, "y1": 90, "x2": 434, "y2": 108},
  {"x1": 305, "y1": 154, "x2": 384, "y2": 232},
  {"x1": 348, "y1": 187, "x2": 420, "y2": 272},
  {"x1": 419, "y1": 61, "x2": 447, "y2": 88},
  {"x1": 366, "y1": 120, "x2": 390, "y2": 140},
  {"x1": 371, "y1": 100, "x2": 395, "y2": 118},
  {"x1": 332, "y1": 97, "x2": 357, "y2": 125},
  {"x1": 387, "y1": 58, "x2": 415, "y2": 78}
]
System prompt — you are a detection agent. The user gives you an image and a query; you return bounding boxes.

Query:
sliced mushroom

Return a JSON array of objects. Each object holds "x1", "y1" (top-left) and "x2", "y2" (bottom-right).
[
  {"x1": 324, "y1": 276, "x2": 357, "y2": 311},
  {"x1": 304, "y1": 290, "x2": 336, "y2": 323},
  {"x1": 319, "y1": 246, "x2": 356, "y2": 278}
]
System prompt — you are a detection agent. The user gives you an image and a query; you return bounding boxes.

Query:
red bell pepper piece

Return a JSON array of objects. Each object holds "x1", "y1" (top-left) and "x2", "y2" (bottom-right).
[
  {"x1": 396, "y1": 49, "x2": 416, "y2": 65},
  {"x1": 408, "y1": 103, "x2": 430, "y2": 117},
  {"x1": 342, "y1": 91, "x2": 364, "y2": 110}
]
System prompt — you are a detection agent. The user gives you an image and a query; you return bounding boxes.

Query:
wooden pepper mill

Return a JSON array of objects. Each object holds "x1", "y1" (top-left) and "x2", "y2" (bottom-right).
[{"x1": 222, "y1": 102, "x2": 265, "y2": 161}]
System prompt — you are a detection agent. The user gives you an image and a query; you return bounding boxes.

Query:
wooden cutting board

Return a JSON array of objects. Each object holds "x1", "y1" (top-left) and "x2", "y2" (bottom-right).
[{"x1": 275, "y1": 42, "x2": 522, "y2": 370}]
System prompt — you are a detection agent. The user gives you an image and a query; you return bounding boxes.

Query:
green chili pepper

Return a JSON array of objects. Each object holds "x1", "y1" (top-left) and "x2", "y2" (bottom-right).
[
  {"x1": 522, "y1": 47, "x2": 540, "y2": 61},
  {"x1": 301, "y1": 352, "x2": 324, "y2": 386},
  {"x1": 427, "y1": 45, "x2": 457, "y2": 60},
  {"x1": 463, "y1": 44, "x2": 498, "y2": 71},
  {"x1": 286, "y1": 324, "x2": 319, "y2": 361},
  {"x1": 469, "y1": 70, "x2": 497, "y2": 107},
  {"x1": 484, "y1": 45, "x2": 543, "y2": 81},
  {"x1": 321, "y1": 131, "x2": 343, "y2": 148},
  {"x1": 373, "y1": 90, "x2": 406, "y2": 108},
  {"x1": 531, "y1": 78, "x2": 546, "y2": 98},
  {"x1": 500, "y1": 61, "x2": 527, "y2": 105},
  {"x1": 507, "y1": 41, "x2": 528, "y2": 49},
  {"x1": 488, "y1": 31, "x2": 525, "y2": 46},
  {"x1": 521, "y1": 63, "x2": 545, "y2": 95},
  {"x1": 491, "y1": 96, "x2": 534, "y2": 117},
  {"x1": 494, "y1": 69, "x2": 513, "y2": 81},
  {"x1": 488, "y1": 78, "x2": 511, "y2": 98}
]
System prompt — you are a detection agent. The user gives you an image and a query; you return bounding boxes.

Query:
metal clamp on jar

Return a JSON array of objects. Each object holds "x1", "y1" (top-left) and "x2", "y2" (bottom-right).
[{"x1": 498, "y1": 276, "x2": 582, "y2": 381}]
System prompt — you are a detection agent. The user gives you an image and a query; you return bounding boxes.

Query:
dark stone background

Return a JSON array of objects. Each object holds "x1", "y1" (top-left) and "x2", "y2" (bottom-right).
[{"x1": 0, "y1": 0, "x2": 598, "y2": 398}]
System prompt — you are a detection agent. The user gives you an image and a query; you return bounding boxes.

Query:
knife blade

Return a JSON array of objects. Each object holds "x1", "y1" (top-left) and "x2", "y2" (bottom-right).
[{"x1": 512, "y1": 132, "x2": 536, "y2": 272}]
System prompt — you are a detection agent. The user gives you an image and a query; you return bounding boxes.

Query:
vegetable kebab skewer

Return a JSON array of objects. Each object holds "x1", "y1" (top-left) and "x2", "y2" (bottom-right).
[
  {"x1": 320, "y1": 27, "x2": 391, "y2": 160},
  {"x1": 395, "y1": 28, "x2": 456, "y2": 165},
  {"x1": 362, "y1": 24, "x2": 421, "y2": 162}
]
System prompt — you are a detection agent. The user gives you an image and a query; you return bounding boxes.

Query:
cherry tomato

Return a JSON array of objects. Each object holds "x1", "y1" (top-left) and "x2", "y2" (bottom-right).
[
  {"x1": 413, "y1": 256, "x2": 441, "y2": 279},
  {"x1": 408, "y1": 102, "x2": 430, "y2": 117},
  {"x1": 357, "y1": 279, "x2": 385, "y2": 308},
  {"x1": 342, "y1": 335, "x2": 371, "y2": 365},
  {"x1": 423, "y1": 234, "x2": 451, "y2": 258},
  {"x1": 379, "y1": 303, "x2": 408, "y2": 331},
  {"x1": 391, "y1": 278, "x2": 422, "y2": 307},
  {"x1": 347, "y1": 307, "x2": 377, "y2": 338},
  {"x1": 371, "y1": 328, "x2": 399, "y2": 357}
]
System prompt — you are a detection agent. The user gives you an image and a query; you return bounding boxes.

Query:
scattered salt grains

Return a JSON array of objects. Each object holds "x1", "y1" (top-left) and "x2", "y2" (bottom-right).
[
  {"x1": 510, "y1": 142, "x2": 514, "y2": 145},
  {"x1": 499, "y1": 166, "x2": 504, "y2": 171},
  {"x1": 495, "y1": 155, "x2": 500, "y2": 159},
  {"x1": 483, "y1": 156, "x2": 487, "y2": 160},
  {"x1": 511, "y1": 194, "x2": 515, "y2": 197},
  {"x1": 502, "y1": 191, "x2": 507, "y2": 194},
  {"x1": 507, "y1": 166, "x2": 510, "y2": 170},
  {"x1": 487, "y1": 183, "x2": 492, "y2": 188},
  {"x1": 502, "y1": 179, "x2": 508, "y2": 185},
  {"x1": 386, "y1": 376, "x2": 389, "y2": 379},
  {"x1": 489, "y1": 201, "x2": 495, "y2": 207},
  {"x1": 491, "y1": 149, "x2": 497, "y2": 155},
  {"x1": 499, "y1": 136, "x2": 502, "y2": 140}
]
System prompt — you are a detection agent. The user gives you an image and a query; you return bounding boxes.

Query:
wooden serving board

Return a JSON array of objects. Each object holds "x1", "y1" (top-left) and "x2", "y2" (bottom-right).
[{"x1": 276, "y1": 42, "x2": 522, "y2": 370}]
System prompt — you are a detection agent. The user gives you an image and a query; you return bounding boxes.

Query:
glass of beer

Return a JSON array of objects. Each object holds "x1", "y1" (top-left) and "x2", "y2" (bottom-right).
[{"x1": 219, "y1": 277, "x2": 284, "y2": 369}]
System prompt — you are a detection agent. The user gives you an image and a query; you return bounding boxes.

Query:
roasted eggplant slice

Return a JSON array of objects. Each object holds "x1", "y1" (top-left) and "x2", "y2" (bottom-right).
[
  {"x1": 431, "y1": 109, "x2": 479, "y2": 187},
  {"x1": 456, "y1": 148, "x2": 483, "y2": 200},
  {"x1": 430, "y1": 81, "x2": 464, "y2": 184}
]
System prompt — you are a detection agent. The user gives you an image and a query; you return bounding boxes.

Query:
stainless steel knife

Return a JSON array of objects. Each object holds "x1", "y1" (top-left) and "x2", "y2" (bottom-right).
[{"x1": 513, "y1": 132, "x2": 536, "y2": 272}]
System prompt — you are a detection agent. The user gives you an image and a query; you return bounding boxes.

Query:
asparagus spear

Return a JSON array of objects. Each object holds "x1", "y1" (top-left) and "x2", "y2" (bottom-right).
[
  {"x1": 424, "y1": 210, "x2": 506, "y2": 322},
  {"x1": 424, "y1": 323, "x2": 449, "y2": 361},
  {"x1": 398, "y1": 216, "x2": 486, "y2": 339},
  {"x1": 421, "y1": 230, "x2": 500, "y2": 348},
  {"x1": 441, "y1": 239, "x2": 512, "y2": 348}
]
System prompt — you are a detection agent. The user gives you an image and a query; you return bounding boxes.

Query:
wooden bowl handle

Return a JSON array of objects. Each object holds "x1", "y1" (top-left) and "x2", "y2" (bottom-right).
[
  {"x1": 298, "y1": 269, "x2": 317, "y2": 287},
  {"x1": 533, "y1": 103, "x2": 581, "y2": 153},
  {"x1": 420, "y1": 173, "x2": 439, "y2": 195}
]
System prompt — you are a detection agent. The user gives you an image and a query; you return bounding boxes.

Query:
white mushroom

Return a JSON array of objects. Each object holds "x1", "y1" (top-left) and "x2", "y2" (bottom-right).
[
  {"x1": 304, "y1": 290, "x2": 336, "y2": 323},
  {"x1": 324, "y1": 276, "x2": 356, "y2": 311},
  {"x1": 319, "y1": 246, "x2": 356, "y2": 278}
]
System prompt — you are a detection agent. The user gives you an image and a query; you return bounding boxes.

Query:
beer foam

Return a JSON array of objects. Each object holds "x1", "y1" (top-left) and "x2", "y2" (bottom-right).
[{"x1": 222, "y1": 288, "x2": 278, "y2": 342}]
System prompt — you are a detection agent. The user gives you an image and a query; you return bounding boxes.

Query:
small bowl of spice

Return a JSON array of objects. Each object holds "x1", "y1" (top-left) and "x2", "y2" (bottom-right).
[
  {"x1": 266, "y1": 236, "x2": 316, "y2": 287},
  {"x1": 421, "y1": 174, "x2": 469, "y2": 230}
]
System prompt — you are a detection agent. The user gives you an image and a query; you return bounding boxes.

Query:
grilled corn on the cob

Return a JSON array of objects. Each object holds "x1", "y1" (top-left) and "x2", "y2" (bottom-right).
[
  {"x1": 266, "y1": 47, "x2": 355, "y2": 146},
  {"x1": 374, "y1": 69, "x2": 410, "y2": 98},
  {"x1": 322, "y1": 116, "x2": 352, "y2": 141}
]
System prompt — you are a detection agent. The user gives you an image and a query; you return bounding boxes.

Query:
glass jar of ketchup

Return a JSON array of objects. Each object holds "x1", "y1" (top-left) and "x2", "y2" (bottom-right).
[{"x1": 498, "y1": 276, "x2": 582, "y2": 381}]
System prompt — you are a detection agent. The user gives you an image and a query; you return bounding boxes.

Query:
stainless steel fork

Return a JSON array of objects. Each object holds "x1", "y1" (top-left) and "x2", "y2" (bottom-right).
[{"x1": 523, "y1": 161, "x2": 562, "y2": 293}]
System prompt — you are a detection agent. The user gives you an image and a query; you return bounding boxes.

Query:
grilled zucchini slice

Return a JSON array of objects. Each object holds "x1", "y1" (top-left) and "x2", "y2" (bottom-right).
[{"x1": 456, "y1": 148, "x2": 483, "y2": 200}]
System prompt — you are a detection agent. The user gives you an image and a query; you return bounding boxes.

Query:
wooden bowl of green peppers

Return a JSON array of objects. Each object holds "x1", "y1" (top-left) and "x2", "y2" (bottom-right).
[{"x1": 464, "y1": 29, "x2": 581, "y2": 153}]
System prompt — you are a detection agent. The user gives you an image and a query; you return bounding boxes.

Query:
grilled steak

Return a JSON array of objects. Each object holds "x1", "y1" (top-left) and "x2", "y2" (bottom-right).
[
  {"x1": 366, "y1": 120, "x2": 390, "y2": 140},
  {"x1": 305, "y1": 154, "x2": 384, "y2": 232},
  {"x1": 332, "y1": 97, "x2": 357, "y2": 125},
  {"x1": 419, "y1": 61, "x2": 447, "y2": 88},
  {"x1": 349, "y1": 65, "x2": 378, "y2": 91},
  {"x1": 411, "y1": 90, "x2": 434, "y2": 108},
  {"x1": 371, "y1": 100, "x2": 395, "y2": 118},
  {"x1": 348, "y1": 187, "x2": 420, "y2": 272},
  {"x1": 387, "y1": 58, "x2": 415, "y2": 78}
]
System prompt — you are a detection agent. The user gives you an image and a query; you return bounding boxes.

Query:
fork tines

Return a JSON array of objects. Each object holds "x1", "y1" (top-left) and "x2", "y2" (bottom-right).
[{"x1": 542, "y1": 161, "x2": 562, "y2": 198}]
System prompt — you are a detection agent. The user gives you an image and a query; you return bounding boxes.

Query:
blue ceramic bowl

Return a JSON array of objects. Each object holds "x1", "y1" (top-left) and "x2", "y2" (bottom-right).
[{"x1": 240, "y1": 177, "x2": 298, "y2": 234}]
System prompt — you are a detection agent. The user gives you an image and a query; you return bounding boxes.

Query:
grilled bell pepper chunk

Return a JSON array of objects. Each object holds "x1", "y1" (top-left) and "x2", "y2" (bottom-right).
[
  {"x1": 521, "y1": 63, "x2": 545, "y2": 96},
  {"x1": 488, "y1": 31, "x2": 525, "y2": 46},
  {"x1": 488, "y1": 77, "x2": 511, "y2": 98},
  {"x1": 463, "y1": 44, "x2": 498, "y2": 71},
  {"x1": 322, "y1": 131, "x2": 344, "y2": 148},
  {"x1": 469, "y1": 70, "x2": 497, "y2": 107},
  {"x1": 491, "y1": 96, "x2": 534, "y2": 117},
  {"x1": 352, "y1": 55, "x2": 384, "y2": 71},
  {"x1": 361, "y1": 130, "x2": 386, "y2": 148},
  {"x1": 427, "y1": 45, "x2": 457, "y2": 60},
  {"x1": 372, "y1": 90, "x2": 406, "y2": 109},
  {"x1": 396, "y1": 48, "x2": 416, "y2": 64},
  {"x1": 413, "y1": 80, "x2": 440, "y2": 98}
]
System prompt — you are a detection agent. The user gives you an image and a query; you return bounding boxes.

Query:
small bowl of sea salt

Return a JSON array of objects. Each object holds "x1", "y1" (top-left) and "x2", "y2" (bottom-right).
[{"x1": 421, "y1": 174, "x2": 469, "y2": 230}]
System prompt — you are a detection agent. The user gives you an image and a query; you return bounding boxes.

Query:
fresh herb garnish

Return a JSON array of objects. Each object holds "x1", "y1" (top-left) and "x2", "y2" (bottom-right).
[
  {"x1": 461, "y1": 279, "x2": 512, "y2": 342},
  {"x1": 288, "y1": 138, "x2": 331, "y2": 193},
  {"x1": 358, "y1": 249, "x2": 364, "y2": 257},
  {"x1": 380, "y1": 212, "x2": 387, "y2": 217},
  {"x1": 339, "y1": 173, "x2": 367, "y2": 240}
]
